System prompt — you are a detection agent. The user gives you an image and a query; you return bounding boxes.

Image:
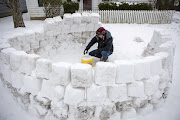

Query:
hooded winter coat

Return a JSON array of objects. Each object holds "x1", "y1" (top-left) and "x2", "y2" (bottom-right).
[{"x1": 85, "y1": 30, "x2": 113, "y2": 55}]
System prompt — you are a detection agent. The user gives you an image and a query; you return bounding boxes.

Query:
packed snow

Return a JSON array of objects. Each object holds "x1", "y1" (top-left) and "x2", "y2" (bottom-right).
[{"x1": 0, "y1": 12, "x2": 180, "y2": 120}]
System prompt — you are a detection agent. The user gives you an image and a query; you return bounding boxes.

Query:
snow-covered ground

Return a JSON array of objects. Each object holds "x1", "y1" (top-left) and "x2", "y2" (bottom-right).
[{"x1": 0, "y1": 12, "x2": 180, "y2": 120}]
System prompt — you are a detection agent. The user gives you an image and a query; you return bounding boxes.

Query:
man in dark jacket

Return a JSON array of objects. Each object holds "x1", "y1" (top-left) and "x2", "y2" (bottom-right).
[{"x1": 84, "y1": 27, "x2": 113, "y2": 62}]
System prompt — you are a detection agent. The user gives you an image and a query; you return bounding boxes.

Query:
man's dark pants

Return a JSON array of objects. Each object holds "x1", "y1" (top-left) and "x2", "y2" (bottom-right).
[{"x1": 89, "y1": 49, "x2": 112, "y2": 62}]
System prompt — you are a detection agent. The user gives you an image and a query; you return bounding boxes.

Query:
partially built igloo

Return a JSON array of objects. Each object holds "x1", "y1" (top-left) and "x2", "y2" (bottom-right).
[{"x1": 0, "y1": 13, "x2": 176, "y2": 120}]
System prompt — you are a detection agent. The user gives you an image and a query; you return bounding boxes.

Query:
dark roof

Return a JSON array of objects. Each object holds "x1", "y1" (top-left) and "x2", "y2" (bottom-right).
[{"x1": 0, "y1": 0, "x2": 27, "y2": 18}]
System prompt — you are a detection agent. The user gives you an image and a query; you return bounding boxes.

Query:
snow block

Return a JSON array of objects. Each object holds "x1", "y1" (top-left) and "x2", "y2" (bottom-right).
[
  {"x1": 17, "y1": 35, "x2": 25, "y2": 46},
  {"x1": 116, "y1": 100, "x2": 133, "y2": 111},
  {"x1": 64, "y1": 84, "x2": 84, "y2": 105},
  {"x1": 10, "y1": 51, "x2": 27, "y2": 72},
  {"x1": 108, "y1": 84, "x2": 128, "y2": 102},
  {"x1": 133, "y1": 96, "x2": 148, "y2": 108},
  {"x1": 87, "y1": 84, "x2": 107, "y2": 105},
  {"x1": 44, "y1": 18, "x2": 56, "y2": 32},
  {"x1": 78, "y1": 24, "x2": 86, "y2": 32},
  {"x1": 159, "y1": 81, "x2": 168, "y2": 91},
  {"x1": 0, "y1": 43, "x2": 11, "y2": 51},
  {"x1": 121, "y1": 108, "x2": 136, "y2": 120},
  {"x1": 8, "y1": 37, "x2": 18, "y2": 49},
  {"x1": 90, "y1": 31, "x2": 96, "y2": 38},
  {"x1": 29, "y1": 94, "x2": 49, "y2": 116},
  {"x1": 51, "y1": 100, "x2": 68, "y2": 119},
  {"x1": 1, "y1": 64, "x2": 12, "y2": 83},
  {"x1": 25, "y1": 31, "x2": 35, "y2": 50},
  {"x1": 34, "y1": 103, "x2": 48, "y2": 116},
  {"x1": 70, "y1": 24, "x2": 78, "y2": 33},
  {"x1": 72, "y1": 13, "x2": 81, "y2": 24},
  {"x1": 30, "y1": 34, "x2": 39, "y2": 50},
  {"x1": 137, "y1": 104, "x2": 153, "y2": 115},
  {"x1": 1, "y1": 48, "x2": 16, "y2": 64},
  {"x1": 55, "y1": 25, "x2": 62, "y2": 36},
  {"x1": 150, "y1": 90, "x2": 162, "y2": 104},
  {"x1": 28, "y1": 98, "x2": 41, "y2": 117},
  {"x1": 39, "y1": 80, "x2": 65, "y2": 101},
  {"x1": 161, "y1": 35, "x2": 172, "y2": 44},
  {"x1": 133, "y1": 59, "x2": 150, "y2": 80},
  {"x1": 56, "y1": 34, "x2": 66, "y2": 43},
  {"x1": 91, "y1": 13, "x2": 99, "y2": 24},
  {"x1": 11, "y1": 71, "x2": 25, "y2": 89},
  {"x1": 114, "y1": 60, "x2": 135, "y2": 84},
  {"x1": 128, "y1": 81, "x2": 145, "y2": 98},
  {"x1": 94, "y1": 102, "x2": 116, "y2": 119},
  {"x1": 50, "y1": 62, "x2": 71, "y2": 86},
  {"x1": 95, "y1": 62, "x2": 116, "y2": 86},
  {"x1": 65, "y1": 33, "x2": 73, "y2": 42},
  {"x1": 107, "y1": 112, "x2": 121, "y2": 120},
  {"x1": 44, "y1": 31, "x2": 56, "y2": 44},
  {"x1": 82, "y1": 32, "x2": 90, "y2": 39},
  {"x1": 75, "y1": 105, "x2": 95, "y2": 120},
  {"x1": 61, "y1": 25, "x2": 71, "y2": 34},
  {"x1": 86, "y1": 24, "x2": 94, "y2": 32},
  {"x1": 155, "y1": 52, "x2": 169, "y2": 69},
  {"x1": 144, "y1": 56, "x2": 163, "y2": 76},
  {"x1": 81, "y1": 12, "x2": 91, "y2": 23},
  {"x1": 71, "y1": 63, "x2": 92, "y2": 88},
  {"x1": 144, "y1": 75, "x2": 160, "y2": 96},
  {"x1": 22, "y1": 44, "x2": 30, "y2": 53},
  {"x1": 63, "y1": 14, "x2": 73, "y2": 25},
  {"x1": 53, "y1": 16, "x2": 63, "y2": 26},
  {"x1": 35, "y1": 59, "x2": 52, "y2": 80},
  {"x1": 21, "y1": 54, "x2": 40, "y2": 75},
  {"x1": 158, "y1": 41, "x2": 175, "y2": 57},
  {"x1": 35, "y1": 31, "x2": 44, "y2": 43},
  {"x1": 94, "y1": 22, "x2": 102, "y2": 31},
  {"x1": 73, "y1": 32, "x2": 82, "y2": 40},
  {"x1": 25, "y1": 31, "x2": 36, "y2": 48},
  {"x1": 22, "y1": 75, "x2": 42, "y2": 95}
]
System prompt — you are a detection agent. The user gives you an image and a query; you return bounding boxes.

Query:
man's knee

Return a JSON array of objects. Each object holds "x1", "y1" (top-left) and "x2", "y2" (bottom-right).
[{"x1": 101, "y1": 51, "x2": 107, "y2": 56}]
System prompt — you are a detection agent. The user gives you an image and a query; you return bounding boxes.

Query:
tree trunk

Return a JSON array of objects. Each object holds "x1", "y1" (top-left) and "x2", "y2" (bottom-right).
[
  {"x1": 178, "y1": 0, "x2": 180, "y2": 11},
  {"x1": 10, "y1": 0, "x2": 25, "y2": 28}
]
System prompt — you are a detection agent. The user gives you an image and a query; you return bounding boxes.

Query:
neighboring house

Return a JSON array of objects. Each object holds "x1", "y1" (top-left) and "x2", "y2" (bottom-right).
[
  {"x1": 26, "y1": 0, "x2": 152, "y2": 20},
  {"x1": 0, "y1": 0, "x2": 27, "y2": 18}
]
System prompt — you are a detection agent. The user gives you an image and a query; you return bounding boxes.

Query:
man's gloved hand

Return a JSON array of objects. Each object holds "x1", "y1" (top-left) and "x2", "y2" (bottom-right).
[{"x1": 84, "y1": 49, "x2": 88, "y2": 55}]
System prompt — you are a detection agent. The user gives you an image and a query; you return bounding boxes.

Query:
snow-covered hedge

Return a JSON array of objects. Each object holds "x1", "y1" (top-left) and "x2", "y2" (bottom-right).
[{"x1": 0, "y1": 13, "x2": 176, "y2": 119}]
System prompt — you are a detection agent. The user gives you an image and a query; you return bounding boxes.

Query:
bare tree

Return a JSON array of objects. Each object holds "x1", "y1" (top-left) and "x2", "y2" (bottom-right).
[{"x1": 0, "y1": 0, "x2": 25, "y2": 28}]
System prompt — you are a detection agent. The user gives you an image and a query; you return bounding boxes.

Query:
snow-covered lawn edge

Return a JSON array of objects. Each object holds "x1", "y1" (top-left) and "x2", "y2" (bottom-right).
[{"x1": 0, "y1": 13, "x2": 176, "y2": 120}]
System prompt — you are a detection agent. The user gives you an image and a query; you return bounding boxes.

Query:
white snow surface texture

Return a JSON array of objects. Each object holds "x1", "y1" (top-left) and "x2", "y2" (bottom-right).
[{"x1": 0, "y1": 12, "x2": 180, "y2": 120}]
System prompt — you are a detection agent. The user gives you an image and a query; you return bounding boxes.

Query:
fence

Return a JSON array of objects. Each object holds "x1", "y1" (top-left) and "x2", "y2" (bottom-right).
[{"x1": 76, "y1": 10, "x2": 175, "y2": 24}]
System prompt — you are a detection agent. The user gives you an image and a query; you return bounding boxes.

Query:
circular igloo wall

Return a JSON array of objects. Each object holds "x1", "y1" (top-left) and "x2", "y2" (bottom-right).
[
  {"x1": 0, "y1": 13, "x2": 176, "y2": 120},
  {"x1": 7, "y1": 13, "x2": 101, "y2": 63}
]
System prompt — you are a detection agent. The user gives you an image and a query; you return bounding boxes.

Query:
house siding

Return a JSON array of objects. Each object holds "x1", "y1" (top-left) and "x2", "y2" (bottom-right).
[
  {"x1": 25, "y1": 0, "x2": 151, "y2": 19},
  {"x1": 0, "y1": 0, "x2": 27, "y2": 18}
]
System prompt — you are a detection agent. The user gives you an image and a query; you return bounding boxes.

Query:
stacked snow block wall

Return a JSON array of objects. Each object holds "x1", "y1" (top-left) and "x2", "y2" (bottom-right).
[
  {"x1": 7, "y1": 13, "x2": 101, "y2": 60},
  {"x1": 0, "y1": 15, "x2": 176, "y2": 120}
]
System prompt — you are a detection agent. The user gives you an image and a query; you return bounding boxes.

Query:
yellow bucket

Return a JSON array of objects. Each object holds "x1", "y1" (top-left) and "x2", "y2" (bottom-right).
[{"x1": 81, "y1": 56, "x2": 93, "y2": 67}]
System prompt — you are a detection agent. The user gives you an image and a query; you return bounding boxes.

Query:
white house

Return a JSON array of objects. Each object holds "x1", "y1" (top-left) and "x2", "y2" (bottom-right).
[{"x1": 25, "y1": 0, "x2": 151, "y2": 20}]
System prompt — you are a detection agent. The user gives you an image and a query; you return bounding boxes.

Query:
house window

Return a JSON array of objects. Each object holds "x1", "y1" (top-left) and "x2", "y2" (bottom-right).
[
  {"x1": 102, "y1": 0, "x2": 110, "y2": 1},
  {"x1": 67, "y1": 0, "x2": 71, "y2": 1},
  {"x1": 38, "y1": 0, "x2": 43, "y2": 7}
]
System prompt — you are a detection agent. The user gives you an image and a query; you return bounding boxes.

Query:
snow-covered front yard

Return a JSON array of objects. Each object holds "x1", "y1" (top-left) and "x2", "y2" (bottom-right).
[{"x1": 0, "y1": 12, "x2": 180, "y2": 120}]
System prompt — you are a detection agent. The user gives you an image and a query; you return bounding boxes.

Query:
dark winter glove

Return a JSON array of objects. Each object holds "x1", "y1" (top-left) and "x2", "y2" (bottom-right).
[{"x1": 84, "y1": 49, "x2": 88, "y2": 55}]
